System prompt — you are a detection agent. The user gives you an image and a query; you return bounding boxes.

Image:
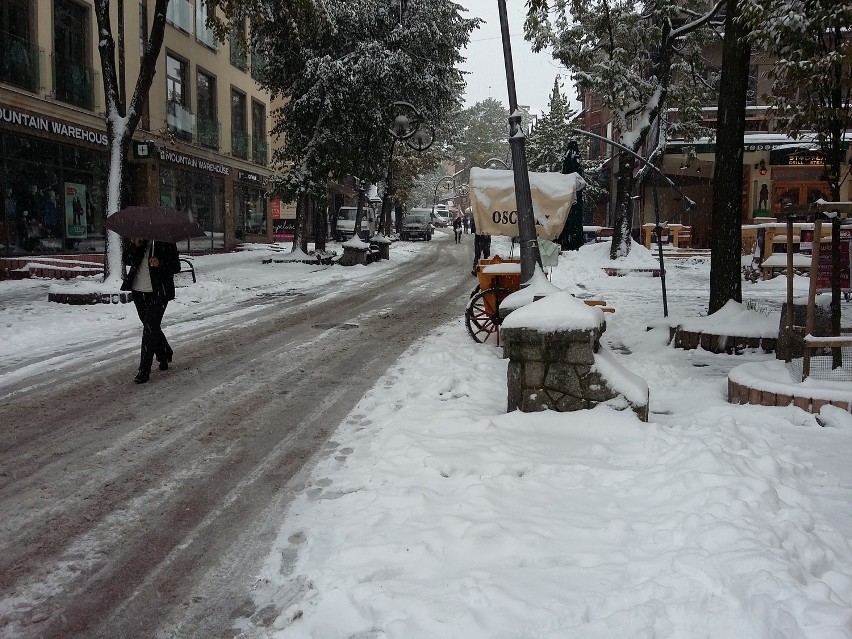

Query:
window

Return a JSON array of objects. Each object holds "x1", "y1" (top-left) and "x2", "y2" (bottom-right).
[
  {"x1": 195, "y1": 0, "x2": 217, "y2": 49},
  {"x1": 251, "y1": 99, "x2": 267, "y2": 165},
  {"x1": 231, "y1": 89, "x2": 248, "y2": 159},
  {"x1": 166, "y1": 53, "x2": 193, "y2": 141},
  {"x1": 166, "y1": 0, "x2": 193, "y2": 34},
  {"x1": 197, "y1": 69, "x2": 218, "y2": 148},
  {"x1": 53, "y1": 0, "x2": 94, "y2": 109},
  {"x1": 0, "y1": 0, "x2": 37, "y2": 91},
  {"x1": 230, "y1": 20, "x2": 247, "y2": 71}
]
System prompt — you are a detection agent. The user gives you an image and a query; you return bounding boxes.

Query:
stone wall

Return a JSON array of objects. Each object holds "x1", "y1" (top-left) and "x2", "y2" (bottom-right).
[{"x1": 502, "y1": 325, "x2": 649, "y2": 421}]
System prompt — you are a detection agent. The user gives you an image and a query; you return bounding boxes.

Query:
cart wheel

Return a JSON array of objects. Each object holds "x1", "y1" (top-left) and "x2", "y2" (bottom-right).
[
  {"x1": 465, "y1": 286, "x2": 511, "y2": 344},
  {"x1": 469, "y1": 285, "x2": 480, "y2": 299}
]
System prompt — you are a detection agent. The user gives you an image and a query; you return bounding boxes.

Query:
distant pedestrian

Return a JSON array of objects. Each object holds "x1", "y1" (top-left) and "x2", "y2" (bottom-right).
[
  {"x1": 470, "y1": 218, "x2": 491, "y2": 275},
  {"x1": 452, "y1": 216, "x2": 463, "y2": 243},
  {"x1": 122, "y1": 238, "x2": 181, "y2": 384}
]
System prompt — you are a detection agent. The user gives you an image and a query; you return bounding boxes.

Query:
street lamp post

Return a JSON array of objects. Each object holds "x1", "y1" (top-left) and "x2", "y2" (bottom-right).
[
  {"x1": 383, "y1": 101, "x2": 435, "y2": 234},
  {"x1": 433, "y1": 175, "x2": 456, "y2": 221},
  {"x1": 496, "y1": 0, "x2": 540, "y2": 285}
]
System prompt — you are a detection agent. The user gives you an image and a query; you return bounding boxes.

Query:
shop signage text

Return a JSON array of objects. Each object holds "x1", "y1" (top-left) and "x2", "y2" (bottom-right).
[
  {"x1": 0, "y1": 105, "x2": 108, "y2": 145},
  {"x1": 159, "y1": 148, "x2": 230, "y2": 175},
  {"x1": 237, "y1": 169, "x2": 264, "y2": 185}
]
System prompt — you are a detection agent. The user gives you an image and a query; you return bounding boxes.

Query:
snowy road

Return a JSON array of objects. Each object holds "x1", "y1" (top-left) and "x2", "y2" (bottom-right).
[{"x1": 0, "y1": 235, "x2": 472, "y2": 638}]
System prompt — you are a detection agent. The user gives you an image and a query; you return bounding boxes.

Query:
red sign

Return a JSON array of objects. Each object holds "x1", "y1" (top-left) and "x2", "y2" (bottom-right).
[
  {"x1": 801, "y1": 230, "x2": 852, "y2": 290},
  {"x1": 271, "y1": 199, "x2": 282, "y2": 219}
]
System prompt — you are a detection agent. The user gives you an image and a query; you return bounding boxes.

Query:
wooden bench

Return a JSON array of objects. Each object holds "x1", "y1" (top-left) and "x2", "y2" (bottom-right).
[{"x1": 584, "y1": 299, "x2": 615, "y2": 313}]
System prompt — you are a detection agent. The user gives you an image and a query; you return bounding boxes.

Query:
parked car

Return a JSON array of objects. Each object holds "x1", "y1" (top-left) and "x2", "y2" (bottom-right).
[
  {"x1": 334, "y1": 206, "x2": 376, "y2": 241},
  {"x1": 400, "y1": 209, "x2": 433, "y2": 241}
]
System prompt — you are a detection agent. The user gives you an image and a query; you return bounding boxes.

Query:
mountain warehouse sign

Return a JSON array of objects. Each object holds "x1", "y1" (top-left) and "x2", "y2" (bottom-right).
[
  {"x1": 159, "y1": 149, "x2": 230, "y2": 175},
  {"x1": 0, "y1": 105, "x2": 108, "y2": 145}
]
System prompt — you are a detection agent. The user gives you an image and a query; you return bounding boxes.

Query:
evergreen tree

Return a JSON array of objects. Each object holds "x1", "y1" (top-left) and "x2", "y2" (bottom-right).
[{"x1": 526, "y1": 78, "x2": 577, "y2": 172}]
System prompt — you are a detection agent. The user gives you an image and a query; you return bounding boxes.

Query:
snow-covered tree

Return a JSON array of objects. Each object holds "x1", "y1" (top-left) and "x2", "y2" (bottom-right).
[
  {"x1": 525, "y1": 0, "x2": 723, "y2": 258},
  {"x1": 249, "y1": 0, "x2": 478, "y2": 247},
  {"x1": 451, "y1": 97, "x2": 512, "y2": 181},
  {"x1": 526, "y1": 77, "x2": 578, "y2": 172},
  {"x1": 94, "y1": 0, "x2": 170, "y2": 284},
  {"x1": 743, "y1": 0, "x2": 852, "y2": 202}
]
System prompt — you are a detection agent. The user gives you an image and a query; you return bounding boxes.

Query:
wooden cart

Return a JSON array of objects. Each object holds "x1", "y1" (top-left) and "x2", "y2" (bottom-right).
[{"x1": 465, "y1": 255, "x2": 522, "y2": 344}]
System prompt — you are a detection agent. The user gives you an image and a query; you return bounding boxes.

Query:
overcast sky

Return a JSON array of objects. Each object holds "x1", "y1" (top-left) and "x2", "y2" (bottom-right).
[{"x1": 457, "y1": 0, "x2": 576, "y2": 117}]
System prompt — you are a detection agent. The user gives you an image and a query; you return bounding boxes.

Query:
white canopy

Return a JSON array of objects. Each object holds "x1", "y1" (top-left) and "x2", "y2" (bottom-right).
[{"x1": 468, "y1": 168, "x2": 586, "y2": 239}]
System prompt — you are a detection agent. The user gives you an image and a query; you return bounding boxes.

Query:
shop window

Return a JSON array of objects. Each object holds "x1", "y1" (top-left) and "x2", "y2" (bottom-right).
[
  {"x1": 237, "y1": 185, "x2": 266, "y2": 237},
  {"x1": 251, "y1": 99, "x2": 267, "y2": 166},
  {"x1": 772, "y1": 181, "x2": 832, "y2": 214},
  {"x1": 1, "y1": 132, "x2": 106, "y2": 255},
  {"x1": 53, "y1": 0, "x2": 95, "y2": 110},
  {"x1": 0, "y1": 0, "x2": 38, "y2": 92},
  {"x1": 167, "y1": 53, "x2": 194, "y2": 141},
  {"x1": 159, "y1": 166, "x2": 224, "y2": 252},
  {"x1": 196, "y1": 69, "x2": 218, "y2": 149},
  {"x1": 231, "y1": 88, "x2": 248, "y2": 159}
]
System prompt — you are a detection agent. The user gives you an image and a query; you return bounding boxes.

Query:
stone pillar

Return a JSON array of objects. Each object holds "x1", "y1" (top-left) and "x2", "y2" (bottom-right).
[{"x1": 500, "y1": 292, "x2": 649, "y2": 421}]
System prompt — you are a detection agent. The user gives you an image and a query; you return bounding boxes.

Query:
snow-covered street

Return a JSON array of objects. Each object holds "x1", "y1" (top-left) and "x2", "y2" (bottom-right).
[{"x1": 2, "y1": 232, "x2": 852, "y2": 638}]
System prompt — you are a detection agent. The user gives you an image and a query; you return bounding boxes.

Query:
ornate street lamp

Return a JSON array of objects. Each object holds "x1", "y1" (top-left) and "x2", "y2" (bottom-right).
[
  {"x1": 382, "y1": 101, "x2": 435, "y2": 234},
  {"x1": 497, "y1": 0, "x2": 540, "y2": 285},
  {"x1": 484, "y1": 157, "x2": 510, "y2": 170}
]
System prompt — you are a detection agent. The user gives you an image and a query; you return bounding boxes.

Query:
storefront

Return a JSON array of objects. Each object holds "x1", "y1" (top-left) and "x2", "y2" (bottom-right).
[
  {"x1": 157, "y1": 148, "x2": 228, "y2": 253},
  {"x1": 766, "y1": 148, "x2": 832, "y2": 216},
  {"x1": 235, "y1": 169, "x2": 268, "y2": 240},
  {"x1": 1, "y1": 105, "x2": 108, "y2": 255}
]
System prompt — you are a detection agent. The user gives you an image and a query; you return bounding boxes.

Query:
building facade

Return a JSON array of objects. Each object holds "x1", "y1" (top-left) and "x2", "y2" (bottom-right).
[
  {"x1": 1, "y1": 0, "x2": 278, "y2": 256},
  {"x1": 579, "y1": 45, "x2": 850, "y2": 248}
]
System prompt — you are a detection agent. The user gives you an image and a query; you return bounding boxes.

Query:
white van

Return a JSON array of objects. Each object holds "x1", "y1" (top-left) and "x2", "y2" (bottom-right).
[{"x1": 335, "y1": 206, "x2": 376, "y2": 241}]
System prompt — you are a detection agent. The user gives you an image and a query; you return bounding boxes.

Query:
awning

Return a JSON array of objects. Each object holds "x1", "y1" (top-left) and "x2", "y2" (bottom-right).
[{"x1": 468, "y1": 168, "x2": 586, "y2": 240}]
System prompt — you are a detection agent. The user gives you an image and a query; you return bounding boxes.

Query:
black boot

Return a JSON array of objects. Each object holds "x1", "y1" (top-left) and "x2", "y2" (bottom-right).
[
  {"x1": 134, "y1": 369, "x2": 150, "y2": 384},
  {"x1": 158, "y1": 360, "x2": 169, "y2": 371}
]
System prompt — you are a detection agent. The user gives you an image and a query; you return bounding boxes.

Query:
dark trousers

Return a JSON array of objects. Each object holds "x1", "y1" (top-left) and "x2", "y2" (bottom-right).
[
  {"x1": 132, "y1": 291, "x2": 172, "y2": 372},
  {"x1": 473, "y1": 234, "x2": 491, "y2": 271}
]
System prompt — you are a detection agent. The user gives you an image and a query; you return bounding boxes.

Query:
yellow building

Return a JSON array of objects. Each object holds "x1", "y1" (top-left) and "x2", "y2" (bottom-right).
[{"x1": 1, "y1": 0, "x2": 278, "y2": 256}]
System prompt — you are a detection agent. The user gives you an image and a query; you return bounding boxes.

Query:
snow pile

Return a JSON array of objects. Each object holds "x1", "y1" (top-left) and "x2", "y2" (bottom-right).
[
  {"x1": 501, "y1": 267, "x2": 564, "y2": 311},
  {"x1": 502, "y1": 290, "x2": 604, "y2": 332},
  {"x1": 255, "y1": 326, "x2": 852, "y2": 639},
  {"x1": 678, "y1": 299, "x2": 780, "y2": 338}
]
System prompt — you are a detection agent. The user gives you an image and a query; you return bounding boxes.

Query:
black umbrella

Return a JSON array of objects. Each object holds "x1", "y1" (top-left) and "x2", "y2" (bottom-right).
[{"x1": 105, "y1": 206, "x2": 207, "y2": 243}]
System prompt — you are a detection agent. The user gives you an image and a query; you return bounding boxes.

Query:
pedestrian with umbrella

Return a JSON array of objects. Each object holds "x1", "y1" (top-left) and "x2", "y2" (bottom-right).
[{"x1": 106, "y1": 206, "x2": 205, "y2": 384}]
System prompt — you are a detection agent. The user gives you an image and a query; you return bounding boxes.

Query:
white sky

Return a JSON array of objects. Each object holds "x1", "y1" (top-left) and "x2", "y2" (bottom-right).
[
  {"x1": 3, "y1": 234, "x2": 852, "y2": 637},
  {"x1": 458, "y1": 0, "x2": 576, "y2": 117}
]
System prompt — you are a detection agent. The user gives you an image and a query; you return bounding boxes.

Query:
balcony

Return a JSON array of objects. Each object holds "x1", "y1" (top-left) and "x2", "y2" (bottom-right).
[
  {"x1": 0, "y1": 31, "x2": 41, "y2": 93},
  {"x1": 251, "y1": 134, "x2": 267, "y2": 166},
  {"x1": 166, "y1": 0, "x2": 194, "y2": 34},
  {"x1": 195, "y1": 4, "x2": 218, "y2": 49},
  {"x1": 197, "y1": 116, "x2": 219, "y2": 149},
  {"x1": 232, "y1": 130, "x2": 249, "y2": 159},
  {"x1": 52, "y1": 53, "x2": 97, "y2": 111},
  {"x1": 167, "y1": 100, "x2": 195, "y2": 142}
]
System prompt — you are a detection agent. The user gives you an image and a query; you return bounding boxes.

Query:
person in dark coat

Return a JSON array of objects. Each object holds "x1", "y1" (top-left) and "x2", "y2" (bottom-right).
[
  {"x1": 452, "y1": 215, "x2": 463, "y2": 243},
  {"x1": 121, "y1": 238, "x2": 181, "y2": 384},
  {"x1": 469, "y1": 217, "x2": 491, "y2": 275}
]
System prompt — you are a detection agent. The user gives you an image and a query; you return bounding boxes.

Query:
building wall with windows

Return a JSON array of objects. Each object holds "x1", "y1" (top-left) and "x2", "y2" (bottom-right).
[{"x1": 1, "y1": 0, "x2": 278, "y2": 257}]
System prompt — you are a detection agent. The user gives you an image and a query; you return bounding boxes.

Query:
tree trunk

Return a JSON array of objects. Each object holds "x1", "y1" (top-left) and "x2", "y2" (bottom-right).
[
  {"x1": 609, "y1": 151, "x2": 636, "y2": 259},
  {"x1": 708, "y1": 0, "x2": 750, "y2": 314},
  {"x1": 293, "y1": 193, "x2": 309, "y2": 252},
  {"x1": 313, "y1": 196, "x2": 327, "y2": 252},
  {"x1": 95, "y1": 0, "x2": 169, "y2": 285}
]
